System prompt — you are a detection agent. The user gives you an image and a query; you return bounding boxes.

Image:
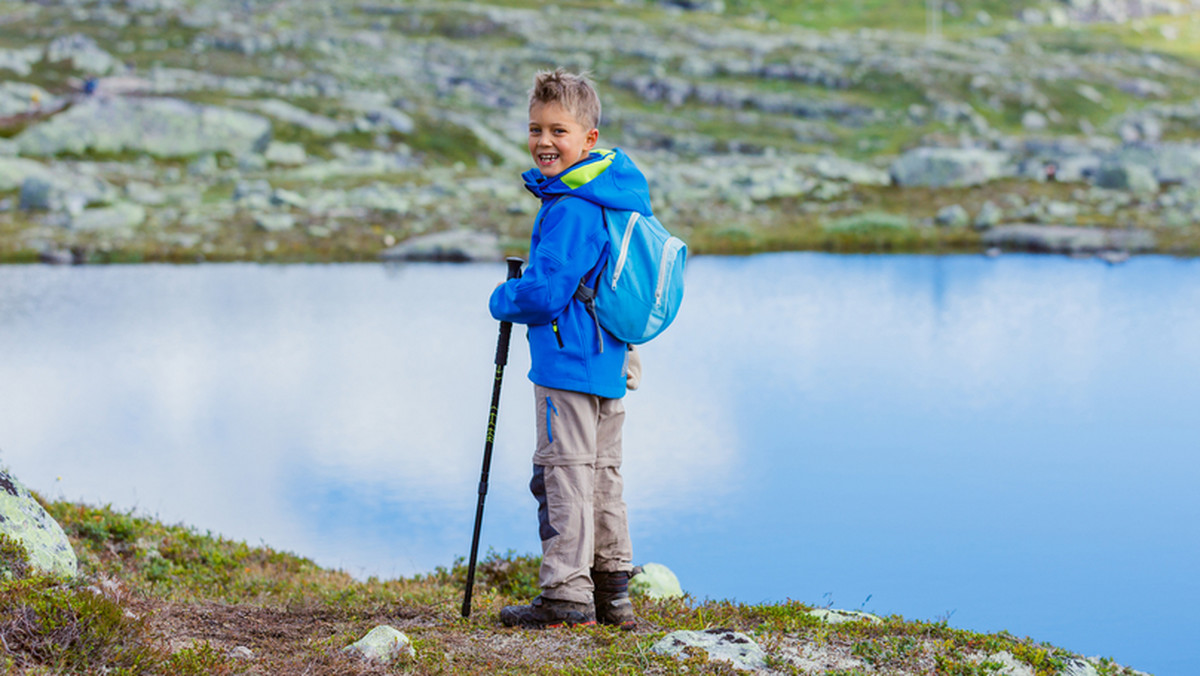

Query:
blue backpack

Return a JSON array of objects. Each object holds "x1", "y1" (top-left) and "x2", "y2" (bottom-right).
[{"x1": 575, "y1": 207, "x2": 687, "y2": 350}]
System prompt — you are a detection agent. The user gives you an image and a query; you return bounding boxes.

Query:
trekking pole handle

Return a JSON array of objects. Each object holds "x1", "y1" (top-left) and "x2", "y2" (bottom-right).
[{"x1": 494, "y1": 258, "x2": 524, "y2": 366}]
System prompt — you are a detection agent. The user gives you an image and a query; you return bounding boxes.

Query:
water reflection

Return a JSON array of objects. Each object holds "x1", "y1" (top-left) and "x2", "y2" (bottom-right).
[{"x1": 1, "y1": 255, "x2": 1197, "y2": 675}]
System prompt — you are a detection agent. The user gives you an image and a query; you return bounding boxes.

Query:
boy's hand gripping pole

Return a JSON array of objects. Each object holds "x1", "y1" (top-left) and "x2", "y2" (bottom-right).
[{"x1": 462, "y1": 256, "x2": 524, "y2": 619}]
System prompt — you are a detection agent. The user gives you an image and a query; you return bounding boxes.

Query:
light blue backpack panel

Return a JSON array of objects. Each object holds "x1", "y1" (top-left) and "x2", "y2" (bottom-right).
[{"x1": 591, "y1": 208, "x2": 687, "y2": 344}]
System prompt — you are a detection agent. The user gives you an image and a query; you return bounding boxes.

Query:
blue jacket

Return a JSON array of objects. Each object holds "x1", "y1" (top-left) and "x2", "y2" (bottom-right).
[{"x1": 489, "y1": 148, "x2": 652, "y2": 399}]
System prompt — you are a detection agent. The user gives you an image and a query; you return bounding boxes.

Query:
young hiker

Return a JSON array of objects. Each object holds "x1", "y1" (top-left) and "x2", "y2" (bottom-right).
[{"x1": 488, "y1": 68, "x2": 650, "y2": 630}]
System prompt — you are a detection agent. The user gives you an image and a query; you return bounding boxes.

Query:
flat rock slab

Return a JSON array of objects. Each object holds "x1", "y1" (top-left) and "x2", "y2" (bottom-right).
[
  {"x1": 379, "y1": 229, "x2": 501, "y2": 262},
  {"x1": 16, "y1": 97, "x2": 271, "y2": 159},
  {"x1": 652, "y1": 628, "x2": 768, "y2": 672},
  {"x1": 982, "y1": 224, "x2": 1155, "y2": 254}
]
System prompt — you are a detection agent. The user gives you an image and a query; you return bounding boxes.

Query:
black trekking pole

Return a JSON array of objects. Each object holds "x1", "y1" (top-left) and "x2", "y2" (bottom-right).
[{"x1": 462, "y1": 256, "x2": 524, "y2": 618}]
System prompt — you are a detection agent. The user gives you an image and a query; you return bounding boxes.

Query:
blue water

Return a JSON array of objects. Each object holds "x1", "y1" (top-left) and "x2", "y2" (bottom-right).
[{"x1": 0, "y1": 254, "x2": 1196, "y2": 675}]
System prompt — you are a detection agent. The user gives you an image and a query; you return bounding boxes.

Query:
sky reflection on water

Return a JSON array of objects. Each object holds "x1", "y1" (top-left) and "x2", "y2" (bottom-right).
[{"x1": 0, "y1": 254, "x2": 1197, "y2": 675}]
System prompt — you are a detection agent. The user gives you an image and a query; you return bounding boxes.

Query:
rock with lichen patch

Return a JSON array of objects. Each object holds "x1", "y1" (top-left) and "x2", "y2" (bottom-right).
[{"x1": 0, "y1": 470, "x2": 77, "y2": 579}]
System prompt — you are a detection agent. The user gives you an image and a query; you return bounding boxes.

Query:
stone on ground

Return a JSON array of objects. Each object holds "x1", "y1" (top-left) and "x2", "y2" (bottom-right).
[
  {"x1": 379, "y1": 229, "x2": 501, "y2": 262},
  {"x1": 652, "y1": 628, "x2": 768, "y2": 672},
  {"x1": 342, "y1": 625, "x2": 414, "y2": 664}
]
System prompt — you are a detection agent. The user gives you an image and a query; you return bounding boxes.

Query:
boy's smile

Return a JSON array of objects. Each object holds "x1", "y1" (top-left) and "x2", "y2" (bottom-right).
[{"x1": 528, "y1": 101, "x2": 598, "y2": 179}]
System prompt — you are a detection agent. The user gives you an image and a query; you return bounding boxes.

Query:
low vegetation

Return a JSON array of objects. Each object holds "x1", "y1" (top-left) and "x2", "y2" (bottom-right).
[{"x1": 0, "y1": 500, "x2": 1147, "y2": 674}]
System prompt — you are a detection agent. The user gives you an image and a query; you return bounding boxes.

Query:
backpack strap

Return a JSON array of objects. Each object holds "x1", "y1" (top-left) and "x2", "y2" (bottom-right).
[{"x1": 573, "y1": 206, "x2": 609, "y2": 353}]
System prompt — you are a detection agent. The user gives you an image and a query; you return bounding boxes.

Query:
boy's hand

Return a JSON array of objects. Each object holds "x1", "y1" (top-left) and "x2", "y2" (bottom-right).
[{"x1": 625, "y1": 345, "x2": 641, "y2": 390}]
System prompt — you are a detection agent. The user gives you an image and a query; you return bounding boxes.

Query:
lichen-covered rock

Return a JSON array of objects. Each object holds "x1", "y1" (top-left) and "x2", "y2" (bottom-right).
[
  {"x1": 0, "y1": 470, "x2": 77, "y2": 579},
  {"x1": 629, "y1": 562, "x2": 684, "y2": 599},
  {"x1": 342, "y1": 626, "x2": 414, "y2": 664},
  {"x1": 652, "y1": 629, "x2": 767, "y2": 672},
  {"x1": 16, "y1": 97, "x2": 271, "y2": 159}
]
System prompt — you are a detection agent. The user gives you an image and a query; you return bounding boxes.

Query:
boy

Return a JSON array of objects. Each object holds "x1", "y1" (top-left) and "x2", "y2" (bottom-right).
[{"x1": 489, "y1": 68, "x2": 649, "y2": 630}]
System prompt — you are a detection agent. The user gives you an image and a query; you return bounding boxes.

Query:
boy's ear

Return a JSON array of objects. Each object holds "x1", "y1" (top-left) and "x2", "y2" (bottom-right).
[{"x1": 585, "y1": 127, "x2": 599, "y2": 150}]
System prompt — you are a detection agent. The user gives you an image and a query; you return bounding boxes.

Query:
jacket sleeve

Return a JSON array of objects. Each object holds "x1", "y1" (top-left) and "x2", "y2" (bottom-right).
[{"x1": 489, "y1": 200, "x2": 605, "y2": 325}]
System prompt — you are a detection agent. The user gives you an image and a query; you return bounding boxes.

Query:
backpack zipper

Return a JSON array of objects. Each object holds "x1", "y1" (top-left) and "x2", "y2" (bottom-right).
[
  {"x1": 654, "y1": 236, "x2": 686, "y2": 308},
  {"x1": 610, "y1": 211, "x2": 640, "y2": 290}
]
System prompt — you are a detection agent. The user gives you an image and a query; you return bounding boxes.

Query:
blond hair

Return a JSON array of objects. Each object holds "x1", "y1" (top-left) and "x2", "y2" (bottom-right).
[{"x1": 529, "y1": 68, "x2": 601, "y2": 130}]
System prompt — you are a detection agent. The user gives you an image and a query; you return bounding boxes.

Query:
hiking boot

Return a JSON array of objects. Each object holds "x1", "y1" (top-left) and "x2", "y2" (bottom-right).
[
  {"x1": 499, "y1": 595, "x2": 596, "y2": 629},
  {"x1": 593, "y1": 569, "x2": 637, "y2": 630}
]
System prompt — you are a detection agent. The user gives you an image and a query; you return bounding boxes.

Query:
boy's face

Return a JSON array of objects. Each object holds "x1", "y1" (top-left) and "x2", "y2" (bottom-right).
[{"x1": 528, "y1": 101, "x2": 598, "y2": 179}]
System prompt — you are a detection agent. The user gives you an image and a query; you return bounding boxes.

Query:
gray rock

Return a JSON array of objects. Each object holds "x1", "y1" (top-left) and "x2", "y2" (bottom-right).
[
  {"x1": 70, "y1": 202, "x2": 147, "y2": 232},
  {"x1": 0, "y1": 46, "x2": 43, "y2": 78},
  {"x1": 380, "y1": 229, "x2": 500, "y2": 262},
  {"x1": 0, "y1": 470, "x2": 78, "y2": 579},
  {"x1": 45, "y1": 33, "x2": 116, "y2": 75},
  {"x1": 809, "y1": 155, "x2": 889, "y2": 186},
  {"x1": 1093, "y1": 163, "x2": 1159, "y2": 193},
  {"x1": 19, "y1": 177, "x2": 53, "y2": 211},
  {"x1": 807, "y1": 608, "x2": 884, "y2": 625},
  {"x1": 974, "y1": 200, "x2": 1003, "y2": 230},
  {"x1": 16, "y1": 97, "x2": 271, "y2": 159},
  {"x1": 1, "y1": 157, "x2": 54, "y2": 193},
  {"x1": 652, "y1": 629, "x2": 767, "y2": 672},
  {"x1": 982, "y1": 224, "x2": 1156, "y2": 254},
  {"x1": 343, "y1": 626, "x2": 414, "y2": 664},
  {"x1": 629, "y1": 562, "x2": 684, "y2": 599},
  {"x1": 935, "y1": 204, "x2": 970, "y2": 228},
  {"x1": 889, "y1": 147, "x2": 1010, "y2": 187},
  {"x1": 254, "y1": 213, "x2": 295, "y2": 232},
  {"x1": 251, "y1": 99, "x2": 344, "y2": 137},
  {"x1": 264, "y1": 141, "x2": 308, "y2": 166},
  {"x1": 0, "y1": 82, "x2": 55, "y2": 118},
  {"x1": 1021, "y1": 110, "x2": 1048, "y2": 131}
]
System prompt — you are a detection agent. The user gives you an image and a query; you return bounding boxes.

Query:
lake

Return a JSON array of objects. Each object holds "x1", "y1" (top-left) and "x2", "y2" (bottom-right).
[{"x1": 0, "y1": 254, "x2": 1196, "y2": 675}]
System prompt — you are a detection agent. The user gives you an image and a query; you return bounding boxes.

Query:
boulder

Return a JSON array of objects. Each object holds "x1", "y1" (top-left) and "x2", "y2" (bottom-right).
[
  {"x1": 69, "y1": 202, "x2": 147, "y2": 232},
  {"x1": 889, "y1": 147, "x2": 1010, "y2": 188},
  {"x1": 974, "y1": 200, "x2": 1003, "y2": 230},
  {"x1": 982, "y1": 224, "x2": 1156, "y2": 254},
  {"x1": 251, "y1": 99, "x2": 344, "y2": 137},
  {"x1": 342, "y1": 626, "x2": 414, "y2": 664},
  {"x1": 45, "y1": 33, "x2": 116, "y2": 75},
  {"x1": 16, "y1": 97, "x2": 272, "y2": 159},
  {"x1": 652, "y1": 629, "x2": 767, "y2": 672},
  {"x1": 19, "y1": 177, "x2": 53, "y2": 211},
  {"x1": 629, "y1": 562, "x2": 684, "y2": 599},
  {"x1": 935, "y1": 204, "x2": 970, "y2": 228},
  {"x1": 379, "y1": 229, "x2": 501, "y2": 262},
  {"x1": 1092, "y1": 163, "x2": 1159, "y2": 193},
  {"x1": 0, "y1": 470, "x2": 77, "y2": 579}
]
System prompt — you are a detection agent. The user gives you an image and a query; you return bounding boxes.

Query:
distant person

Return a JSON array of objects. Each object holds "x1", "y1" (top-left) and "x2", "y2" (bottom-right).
[
  {"x1": 83, "y1": 77, "x2": 98, "y2": 96},
  {"x1": 488, "y1": 68, "x2": 650, "y2": 630}
]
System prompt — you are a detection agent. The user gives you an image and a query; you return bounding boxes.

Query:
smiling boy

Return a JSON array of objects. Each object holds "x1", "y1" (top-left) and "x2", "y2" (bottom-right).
[{"x1": 488, "y1": 68, "x2": 651, "y2": 629}]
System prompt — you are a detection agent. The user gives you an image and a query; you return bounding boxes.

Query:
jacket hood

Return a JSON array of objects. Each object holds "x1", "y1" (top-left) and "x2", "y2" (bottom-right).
[{"x1": 522, "y1": 148, "x2": 652, "y2": 215}]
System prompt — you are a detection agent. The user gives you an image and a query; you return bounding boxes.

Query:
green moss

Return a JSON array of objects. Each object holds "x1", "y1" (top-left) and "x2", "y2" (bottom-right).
[{"x1": 0, "y1": 533, "x2": 32, "y2": 581}]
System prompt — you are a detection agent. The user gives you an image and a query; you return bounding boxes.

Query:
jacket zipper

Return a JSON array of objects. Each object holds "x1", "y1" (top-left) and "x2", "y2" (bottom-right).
[{"x1": 551, "y1": 319, "x2": 565, "y2": 348}]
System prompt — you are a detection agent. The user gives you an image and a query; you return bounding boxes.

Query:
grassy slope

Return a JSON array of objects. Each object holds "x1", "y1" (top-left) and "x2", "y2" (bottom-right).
[{"x1": 0, "y1": 500, "x2": 1147, "y2": 674}]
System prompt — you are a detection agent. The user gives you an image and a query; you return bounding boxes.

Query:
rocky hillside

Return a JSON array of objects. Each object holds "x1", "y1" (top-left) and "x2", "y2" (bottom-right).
[{"x1": 2, "y1": 0, "x2": 1200, "y2": 263}]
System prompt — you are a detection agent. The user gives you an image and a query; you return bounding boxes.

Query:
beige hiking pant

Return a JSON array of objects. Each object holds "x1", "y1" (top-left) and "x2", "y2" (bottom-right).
[{"x1": 531, "y1": 384, "x2": 633, "y2": 605}]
